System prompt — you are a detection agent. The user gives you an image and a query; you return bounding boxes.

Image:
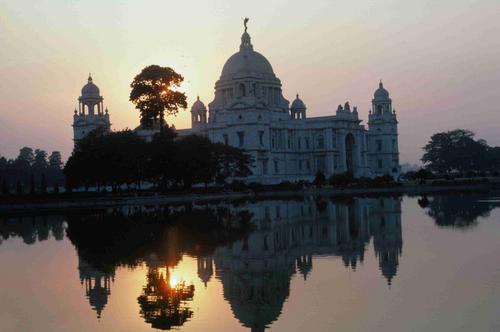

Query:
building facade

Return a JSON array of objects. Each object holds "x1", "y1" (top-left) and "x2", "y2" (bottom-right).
[
  {"x1": 71, "y1": 24, "x2": 400, "y2": 183},
  {"x1": 189, "y1": 24, "x2": 400, "y2": 183}
]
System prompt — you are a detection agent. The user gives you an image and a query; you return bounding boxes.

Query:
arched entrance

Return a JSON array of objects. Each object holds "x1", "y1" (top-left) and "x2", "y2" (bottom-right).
[{"x1": 345, "y1": 133, "x2": 355, "y2": 173}]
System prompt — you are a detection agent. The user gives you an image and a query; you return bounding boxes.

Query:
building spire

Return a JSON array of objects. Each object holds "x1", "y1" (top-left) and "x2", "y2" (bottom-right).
[{"x1": 88, "y1": 73, "x2": 93, "y2": 83}]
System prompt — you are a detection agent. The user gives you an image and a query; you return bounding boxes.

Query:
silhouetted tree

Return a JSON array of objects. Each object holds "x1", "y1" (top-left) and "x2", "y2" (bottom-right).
[
  {"x1": 29, "y1": 175, "x2": 35, "y2": 194},
  {"x1": 16, "y1": 181, "x2": 22, "y2": 195},
  {"x1": 48, "y1": 151, "x2": 63, "y2": 170},
  {"x1": 65, "y1": 129, "x2": 148, "y2": 191},
  {"x1": 33, "y1": 149, "x2": 48, "y2": 173},
  {"x1": 422, "y1": 129, "x2": 492, "y2": 173},
  {"x1": 130, "y1": 65, "x2": 187, "y2": 131},
  {"x1": 1, "y1": 179, "x2": 9, "y2": 195},
  {"x1": 17, "y1": 147, "x2": 34, "y2": 165},
  {"x1": 40, "y1": 174, "x2": 47, "y2": 194},
  {"x1": 314, "y1": 171, "x2": 326, "y2": 186}
]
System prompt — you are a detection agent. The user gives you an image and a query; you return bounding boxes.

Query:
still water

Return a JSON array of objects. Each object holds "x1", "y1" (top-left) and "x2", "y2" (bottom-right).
[{"x1": 1, "y1": 193, "x2": 500, "y2": 332}]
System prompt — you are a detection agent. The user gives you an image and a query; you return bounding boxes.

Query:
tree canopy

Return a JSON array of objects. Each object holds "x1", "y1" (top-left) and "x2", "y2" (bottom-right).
[
  {"x1": 130, "y1": 65, "x2": 187, "y2": 129},
  {"x1": 0, "y1": 147, "x2": 64, "y2": 194},
  {"x1": 64, "y1": 130, "x2": 252, "y2": 192},
  {"x1": 422, "y1": 129, "x2": 500, "y2": 173}
]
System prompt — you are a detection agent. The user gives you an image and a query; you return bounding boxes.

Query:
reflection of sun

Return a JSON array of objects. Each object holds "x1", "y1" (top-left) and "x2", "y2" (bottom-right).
[{"x1": 170, "y1": 276, "x2": 179, "y2": 288}]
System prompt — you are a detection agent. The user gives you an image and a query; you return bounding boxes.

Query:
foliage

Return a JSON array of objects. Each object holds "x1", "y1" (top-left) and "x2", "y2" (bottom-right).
[
  {"x1": 419, "y1": 194, "x2": 497, "y2": 228},
  {"x1": 422, "y1": 129, "x2": 500, "y2": 173},
  {"x1": 314, "y1": 171, "x2": 326, "y2": 186},
  {"x1": 64, "y1": 131, "x2": 252, "y2": 191},
  {"x1": 138, "y1": 268, "x2": 195, "y2": 330},
  {"x1": 328, "y1": 172, "x2": 354, "y2": 187},
  {"x1": 65, "y1": 129, "x2": 148, "y2": 191},
  {"x1": 0, "y1": 147, "x2": 64, "y2": 194},
  {"x1": 130, "y1": 65, "x2": 187, "y2": 130}
]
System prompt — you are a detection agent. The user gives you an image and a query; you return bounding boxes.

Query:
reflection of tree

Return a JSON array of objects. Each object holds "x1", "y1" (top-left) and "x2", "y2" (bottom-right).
[
  {"x1": 0, "y1": 215, "x2": 66, "y2": 245},
  {"x1": 64, "y1": 205, "x2": 252, "y2": 321},
  {"x1": 421, "y1": 194, "x2": 499, "y2": 228},
  {"x1": 138, "y1": 267, "x2": 195, "y2": 330}
]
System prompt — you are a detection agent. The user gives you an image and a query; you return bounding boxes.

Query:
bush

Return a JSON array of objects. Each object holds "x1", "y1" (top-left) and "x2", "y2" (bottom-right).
[
  {"x1": 314, "y1": 171, "x2": 326, "y2": 186},
  {"x1": 328, "y1": 172, "x2": 353, "y2": 187}
]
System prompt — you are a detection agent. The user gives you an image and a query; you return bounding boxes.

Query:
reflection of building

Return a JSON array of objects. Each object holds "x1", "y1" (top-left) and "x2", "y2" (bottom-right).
[
  {"x1": 78, "y1": 257, "x2": 115, "y2": 319},
  {"x1": 371, "y1": 198, "x2": 402, "y2": 285},
  {"x1": 197, "y1": 197, "x2": 402, "y2": 331},
  {"x1": 197, "y1": 255, "x2": 214, "y2": 287}
]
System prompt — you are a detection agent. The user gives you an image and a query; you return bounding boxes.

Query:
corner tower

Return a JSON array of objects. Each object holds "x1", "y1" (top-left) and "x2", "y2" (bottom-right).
[
  {"x1": 367, "y1": 82, "x2": 400, "y2": 177},
  {"x1": 191, "y1": 96, "x2": 207, "y2": 134},
  {"x1": 72, "y1": 75, "x2": 111, "y2": 147}
]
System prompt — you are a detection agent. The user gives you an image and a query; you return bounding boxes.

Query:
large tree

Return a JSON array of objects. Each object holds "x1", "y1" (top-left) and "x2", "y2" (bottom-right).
[
  {"x1": 421, "y1": 129, "x2": 490, "y2": 173},
  {"x1": 130, "y1": 65, "x2": 187, "y2": 131},
  {"x1": 48, "y1": 151, "x2": 63, "y2": 170}
]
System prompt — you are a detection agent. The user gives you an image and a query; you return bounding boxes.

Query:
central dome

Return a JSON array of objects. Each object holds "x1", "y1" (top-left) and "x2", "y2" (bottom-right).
[
  {"x1": 221, "y1": 49, "x2": 275, "y2": 79},
  {"x1": 220, "y1": 28, "x2": 275, "y2": 80}
]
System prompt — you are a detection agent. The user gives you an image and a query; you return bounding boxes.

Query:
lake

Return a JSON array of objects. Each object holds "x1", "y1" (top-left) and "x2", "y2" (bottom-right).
[{"x1": 1, "y1": 192, "x2": 500, "y2": 332}]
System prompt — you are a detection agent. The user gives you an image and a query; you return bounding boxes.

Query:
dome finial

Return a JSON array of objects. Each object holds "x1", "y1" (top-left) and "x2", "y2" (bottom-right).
[
  {"x1": 379, "y1": 79, "x2": 383, "y2": 88},
  {"x1": 243, "y1": 17, "x2": 249, "y2": 33},
  {"x1": 240, "y1": 18, "x2": 253, "y2": 50},
  {"x1": 88, "y1": 73, "x2": 92, "y2": 83}
]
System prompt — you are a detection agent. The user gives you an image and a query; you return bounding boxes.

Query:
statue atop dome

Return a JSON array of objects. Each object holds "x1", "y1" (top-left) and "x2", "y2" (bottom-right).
[{"x1": 244, "y1": 17, "x2": 249, "y2": 32}]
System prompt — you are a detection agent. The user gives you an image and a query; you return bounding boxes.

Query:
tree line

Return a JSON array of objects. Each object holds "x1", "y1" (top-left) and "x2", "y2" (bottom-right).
[
  {"x1": 0, "y1": 148, "x2": 64, "y2": 195},
  {"x1": 64, "y1": 128, "x2": 252, "y2": 192},
  {"x1": 421, "y1": 129, "x2": 500, "y2": 175}
]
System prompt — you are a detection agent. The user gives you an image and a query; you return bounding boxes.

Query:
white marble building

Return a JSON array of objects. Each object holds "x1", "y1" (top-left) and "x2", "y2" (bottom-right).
[
  {"x1": 189, "y1": 23, "x2": 400, "y2": 183},
  {"x1": 72, "y1": 75, "x2": 111, "y2": 145},
  {"x1": 72, "y1": 23, "x2": 400, "y2": 184}
]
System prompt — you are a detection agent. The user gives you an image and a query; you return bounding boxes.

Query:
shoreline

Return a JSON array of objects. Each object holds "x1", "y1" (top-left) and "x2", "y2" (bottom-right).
[{"x1": 0, "y1": 183, "x2": 498, "y2": 212}]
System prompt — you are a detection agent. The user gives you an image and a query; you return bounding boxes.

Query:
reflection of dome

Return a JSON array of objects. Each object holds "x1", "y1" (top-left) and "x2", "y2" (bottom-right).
[
  {"x1": 373, "y1": 81, "x2": 390, "y2": 100},
  {"x1": 81, "y1": 75, "x2": 101, "y2": 98},
  {"x1": 220, "y1": 271, "x2": 290, "y2": 331},
  {"x1": 290, "y1": 94, "x2": 306, "y2": 110},
  {"x1": 220, "y1": 29, "x2": 275, "y2": 80}
]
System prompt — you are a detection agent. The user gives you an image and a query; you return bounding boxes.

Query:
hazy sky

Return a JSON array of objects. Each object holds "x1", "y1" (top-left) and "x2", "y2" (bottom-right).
[{"x1": 1, "y1": 0, "x2": 499, "y2": 163}]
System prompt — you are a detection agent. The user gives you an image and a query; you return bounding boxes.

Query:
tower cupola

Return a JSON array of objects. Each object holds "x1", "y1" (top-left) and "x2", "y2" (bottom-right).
[{"x1": 290, "y1": 94, "x2": 306, "y2": 119}]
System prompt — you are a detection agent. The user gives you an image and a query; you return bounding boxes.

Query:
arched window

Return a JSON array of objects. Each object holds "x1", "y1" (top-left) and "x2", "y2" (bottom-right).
[
  {"x1": 377, "y1": 105, "x2": 383, "y2": 114},
  {"x1": 239, "y1": 83, "x2": 246, "y2": 97}
]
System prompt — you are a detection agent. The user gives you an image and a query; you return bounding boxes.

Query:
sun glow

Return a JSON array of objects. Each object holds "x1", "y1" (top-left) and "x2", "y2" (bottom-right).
[{"x1": 170, "y1": 276, "x2": 179, "y2": 288}]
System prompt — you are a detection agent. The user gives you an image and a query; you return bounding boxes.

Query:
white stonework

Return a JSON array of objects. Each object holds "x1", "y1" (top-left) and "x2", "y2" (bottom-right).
[
  {"x1": 72, "y1": 75, "x2": 111, "y2": 145},
  {"x1": 187, "y1": 24, "x2": 400, "y2": 183},
  {"x1": 71, "y1": 24, "x2": 401, "y2": 184}
]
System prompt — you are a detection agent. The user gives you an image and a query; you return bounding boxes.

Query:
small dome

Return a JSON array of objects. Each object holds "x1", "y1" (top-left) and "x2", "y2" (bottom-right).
[
  {"x1": 290, "y1": 94, "x2": 306, "y2": 110},
  {"x1": 374, "y1": 81, "x2": 390, "y2": 100},
  {"x1": 81, "y1": 75, "x2": 100, "y2": 98},
  {"x1": 191, "y1": 96, "x2": 206, "y2": 112}
]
